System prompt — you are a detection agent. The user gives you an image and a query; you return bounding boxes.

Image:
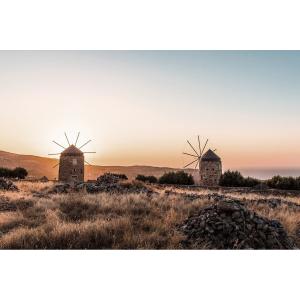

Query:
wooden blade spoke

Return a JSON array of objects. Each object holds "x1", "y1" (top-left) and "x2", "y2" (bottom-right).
[
  {"x1": 198, "y1": 135, "x2": 202, "y2": 157},
  {"x1": 183, "y1": 158, "x2": 198, "y2": 168},
  {"x1": 79, "y1": 140, "x2": 91, "y2": 150},
  {"x1": 202, "y1": 139, "x2": 209, "y2": 154},
  {"x1": 53, "y1": 140, "x2": 66, "y2": 149},
  {"x1": 187, "y1": 140, "x2": 199, "y2": 156},
  {"x1": 75, "y1": 132, "x2": 80, "y2": 146},
  {"x1": 183, "y1": 152, "x2": 198, "y2": 158},
  {"x1": 64, "y1": 132, "x2": 71, "y2": 146}
]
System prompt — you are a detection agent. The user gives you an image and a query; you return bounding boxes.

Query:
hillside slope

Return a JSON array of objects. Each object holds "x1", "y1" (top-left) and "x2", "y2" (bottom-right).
[{"x1": 0, "y1": 150, "x2": 197, "y2": 181}]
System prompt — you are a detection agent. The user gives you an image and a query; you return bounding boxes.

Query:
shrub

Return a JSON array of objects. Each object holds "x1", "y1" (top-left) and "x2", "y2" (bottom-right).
[
  {"x1": 266, "y1": 176, "x2": 300, "y2": 190},
  {"x1": 158, "y1": 171, "x2": 194, "y2": 185},
  {"x1": 220, "y1": 170, "x2": 260, "y2": 187},
  {"x1": 136, "y1": 174, "x2": 158, "y2": 183},
  {"x1": 13, "y1": 167, "x2": 28, "y2": 179},
  {"x1": 0, "y1": 167, "x2": 28, "y2": 179}
]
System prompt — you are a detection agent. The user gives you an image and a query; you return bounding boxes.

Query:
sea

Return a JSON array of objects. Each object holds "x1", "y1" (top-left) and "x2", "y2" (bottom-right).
[{"x1": 239, "y1": 168, "x2": 300, "y2": 180}]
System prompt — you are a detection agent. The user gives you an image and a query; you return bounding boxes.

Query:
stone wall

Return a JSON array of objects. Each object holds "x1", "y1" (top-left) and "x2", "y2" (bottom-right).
[
  {"x1": 58, "y1": 155, "x2": 84, "y2": 183},
  {"x1": 200, "y1": 160, "x2": 222, "y2": 186}
]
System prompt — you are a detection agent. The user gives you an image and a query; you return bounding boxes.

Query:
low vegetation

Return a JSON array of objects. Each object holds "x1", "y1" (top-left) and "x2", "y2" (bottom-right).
[
  {"x1": 220, "y1": 170, "x2": 261, "y2": 187},
  {"x1": 0, "y1": 167, "x2": 28, "y2": 179},
  {"x1": 0, "y1": 181, "x2": 299, "y2": 249},
  {"x1": 158, "y1": 171, "x2": 194, "y2": 185},
  {"x1": 220, "y1": 170, "x2": 300, "y2": 191},
  {"x1": 266, "y1": 175, "x2": 300, "y2": 190},
  {"x1": 135, "y1": 174, "x2": 158, "y2": 183}
]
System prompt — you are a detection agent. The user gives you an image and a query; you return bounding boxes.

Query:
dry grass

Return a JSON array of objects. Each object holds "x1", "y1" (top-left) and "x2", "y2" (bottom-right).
[{"x1": 0, "y1": 182, "x2": 299, "y2": 249}]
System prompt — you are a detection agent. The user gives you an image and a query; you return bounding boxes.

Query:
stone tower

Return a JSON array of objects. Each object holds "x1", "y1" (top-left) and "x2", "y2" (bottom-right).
[
  {"x1": 200, "y1": 149, "x2": 222, "y2": 186},
  {"x1": 58, "y1": 145, "x2": 84, "y2": 183}
]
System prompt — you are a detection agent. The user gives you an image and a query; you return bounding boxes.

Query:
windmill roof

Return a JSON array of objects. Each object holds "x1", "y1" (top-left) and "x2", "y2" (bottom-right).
[
  {"x1": 61, "y1": 145, "x2": 83, "y2": 156},
  {"x1": 201, "y1": 149, "x2": 221, "y2": 162}
]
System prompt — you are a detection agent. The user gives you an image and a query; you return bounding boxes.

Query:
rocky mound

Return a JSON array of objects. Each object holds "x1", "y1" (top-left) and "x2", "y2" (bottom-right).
[
  {"x1": 0, "y1": 178, "x2": 18, "y2": 191},
  {"x1": 50, "y1": 183, "x2": 72, "y2": 194},
  {"x1": 48, "y1": 173, "x2": 154, "y2": 195},
  {"x1": 96, "y1": 173, "x2": 127, "y2": 185},
  {"x1": 85, "y1": 181, "x2": 153, "y2": 195},
  {"x1": 180, "y1": 200, "x2": 296, "y2": 249},
  {"x1": 40, "y1": 176, "x2": 49, "y2": 182}
]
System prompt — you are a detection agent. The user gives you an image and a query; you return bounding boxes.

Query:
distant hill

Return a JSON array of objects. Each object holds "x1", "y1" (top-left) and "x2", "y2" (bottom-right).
[{"x1": 0, "y1": 150, "x2": 198, "y2": 181}]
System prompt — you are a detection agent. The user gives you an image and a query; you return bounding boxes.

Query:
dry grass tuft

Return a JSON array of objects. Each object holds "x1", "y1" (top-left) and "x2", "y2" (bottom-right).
[
  {"x1": 58, "y1": 197, "x2": 100, "y2": 222},
  {"x1": 0, "y1": 182, "x2": 299, "y2": 249}
]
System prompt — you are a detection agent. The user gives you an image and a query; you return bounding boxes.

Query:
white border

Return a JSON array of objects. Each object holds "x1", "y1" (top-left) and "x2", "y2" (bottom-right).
[
  {"x1": 0, "y1": 0, "x2": 300, "y2": 50},
  {"x1": 0, "y1": 250, "x2": 299, "y2": 300},
  {"x1": 0, "y1": 1, "x2": 299, "y2": 299}
]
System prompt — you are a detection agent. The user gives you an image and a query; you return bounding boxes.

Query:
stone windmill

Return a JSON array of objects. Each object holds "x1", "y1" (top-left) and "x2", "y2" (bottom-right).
[
  {"x1": 49, "y1": 133, "x2": 95, "y2": 183},
  {"x1": 183, "y1": 136, "x2": 222, "y2": 186}
]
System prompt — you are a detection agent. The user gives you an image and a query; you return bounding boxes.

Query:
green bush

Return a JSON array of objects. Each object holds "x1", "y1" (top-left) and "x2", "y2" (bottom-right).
[
  {"x1": 158, "y1": 171, "x2": 194, "y2": 185},
  {"x1": 220, "y1": 170, "x2": 260, "y2": 187},
  {"x1": 136, "y1": 174, "x2": 158, "y2": 183},
  {"x1": 266, "y1": 175, "x2": 300, "y2": 190},
  {"x1": 0, "y1": 167, "x2": 28, "y2": 179}
]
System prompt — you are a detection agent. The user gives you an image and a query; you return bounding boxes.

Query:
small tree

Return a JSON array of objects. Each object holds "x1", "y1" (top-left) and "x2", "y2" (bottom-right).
[
  {"x1": 267, "y1": 175, "x2": 300, "y2": 190},
  {"x1": 0, "y1": 167, "x2": 28, "y2": 179},
  {"x1": 136, "y1": 174, "x2": 158, "y2": 183},
  {"x1": 158, "y1": 171, "x2": 194, "y2": 185},
  {"x1": 0, "y1": 167, "x2": 11, "y2": 178},
  {"x1": 219, "y1": 170, "x2": 244, "y2": 187},
  {"x1": 12, "y1": 167, "x2": 28, "y2": 179},
  {"x1": 220, "y1": 170, "x2": 260, "y2": 187}
]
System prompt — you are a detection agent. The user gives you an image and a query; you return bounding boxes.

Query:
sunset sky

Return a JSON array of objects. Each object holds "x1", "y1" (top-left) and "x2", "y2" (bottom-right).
[{"x1": 0, "y1": 51, "x2": 300, "y2": 171}]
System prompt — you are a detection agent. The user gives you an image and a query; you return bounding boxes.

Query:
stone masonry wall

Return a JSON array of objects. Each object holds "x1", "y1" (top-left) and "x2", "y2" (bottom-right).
[
  {"x1": 200, "y1": 160, "x2": 222, "y2": 186},
  {"x1": 58, "y1": 155, "x2": 84, "y2": 183}
]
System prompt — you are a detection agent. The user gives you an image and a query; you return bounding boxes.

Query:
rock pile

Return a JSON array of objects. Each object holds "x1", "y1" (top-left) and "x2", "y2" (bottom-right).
[
  {"x1": 0, "y1": 178, "x2": 19, "y2": 192},
  {"x1": 86, "y1": 180, "x2": 153, "y2": 195},
  {"x1": 49, "y1": 173, "x2": 154, "y2": 195},
  {"x1": 40, "y1": 176, "x2": 49, "y2": 182},
  {"x1": 96, "y1": 173, "x2": 127, "y2": 185},
  {"x1": 164, "y1": 190, "x2": 201, "y2": 201},
  {"x1": 180, "y1": 199, "x2": 296, "y2": 249},
  {"x1": 50, "y1": 183, "x2": 72, "y2": 194}
]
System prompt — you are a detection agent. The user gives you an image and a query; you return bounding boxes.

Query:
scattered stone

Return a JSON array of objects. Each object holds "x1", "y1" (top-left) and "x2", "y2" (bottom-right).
[
  {"x1": 249, "y1": 198, "x2": 300, "y2": 211},
  {"x1": 40, "y1": 176, "x2": 49, "y2": 182},
  {"x1": 179, "y1": 199, "x2": 296, "y2": 249},
  {"x1": 253, "y1": 182, "x2": 269, "y2": 191},
  {"x1": 49, "y1": 183, "x2": 72, "y2": 194},
  {"x1": 0, "y1": 178, "x2": 19, "y2": 191},
  {"x1": 47, "y1": 173, "x2": 154, "y2": 195},
  {"x1": 96, "y1": 173, "x2": 127, "y2": 185},
  {"x1": 0, "y1": 199, "x2": 17, "y2": 212},
  {"x1": 81, "y1": 173, "x2": 154, "y2": 195},
  {"x1": 86, "y1": 181, "x2": 154, "y2": 195}
]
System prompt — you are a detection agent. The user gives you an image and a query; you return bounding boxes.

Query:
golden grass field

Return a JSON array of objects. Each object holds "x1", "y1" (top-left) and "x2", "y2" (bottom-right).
[{"x1": 0, "y1": 181, "x2": 299, "y2": 249}]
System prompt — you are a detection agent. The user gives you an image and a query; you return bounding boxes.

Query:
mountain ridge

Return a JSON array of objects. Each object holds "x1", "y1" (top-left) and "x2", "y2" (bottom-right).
[{"x1": 0, "y1": 150, "x2": 197, "y2": 180}]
